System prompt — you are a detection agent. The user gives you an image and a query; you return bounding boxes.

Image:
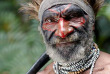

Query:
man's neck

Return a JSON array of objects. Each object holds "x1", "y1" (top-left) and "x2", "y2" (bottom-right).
[{"x1": 53, "y1": 43, "x2": 100, "y2": 74}]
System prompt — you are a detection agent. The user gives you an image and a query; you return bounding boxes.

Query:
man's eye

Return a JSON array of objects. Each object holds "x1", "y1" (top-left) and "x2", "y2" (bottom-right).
[
  {"x1": 45, "y1": 19, "x2": 52, "y2": 23},
  {"x1": 45, "y1": 18, "x2": 58, "y2": 23},
  {"x1": 70, "y1": 14, "x2": 82, "y2": 18}
]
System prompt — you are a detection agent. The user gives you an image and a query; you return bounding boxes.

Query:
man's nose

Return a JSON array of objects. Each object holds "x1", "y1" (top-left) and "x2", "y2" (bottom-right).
[{"x1": 55, "y1": 18, "x2": 74, "y2": 38}]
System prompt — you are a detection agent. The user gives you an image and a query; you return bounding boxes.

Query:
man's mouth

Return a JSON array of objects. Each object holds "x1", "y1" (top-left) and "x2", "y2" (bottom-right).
[
  {"x1": 48, "y1": 34, "x2": 80, "y2": 46},
  {"x1": 55, "y1": 42, "x2": 73, "y2": 47},
  {"x1": 58, "y1": 42, "x2": 69, "y2": 44},
  {"x1": 54, "y1": 40, "x2": 80, "y2": 47}
]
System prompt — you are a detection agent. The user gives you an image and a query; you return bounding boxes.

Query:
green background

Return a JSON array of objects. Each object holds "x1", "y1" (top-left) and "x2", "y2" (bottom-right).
[{"x1": 0, "y1": 0, "x2": 110, "y2": 74}]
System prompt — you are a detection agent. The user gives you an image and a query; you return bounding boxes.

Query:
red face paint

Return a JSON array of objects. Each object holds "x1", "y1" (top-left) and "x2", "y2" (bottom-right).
[
  {"x1": 49, "y1": 4, "x2": 71, "y2": 14},
  {"x1": 42, "y1": 4, "x2": 72, "y2": 32},
  {"x1": 61, "y1": 4, "x2": 71, "y2": 13},
  {"x1": 70, "y1": 17, "x2": 86, "y2": 28},
  {"x1": 55, "y1": 18, "x2": 74, "y2": 38},
  {"x1": 42, "y1": 17, "x2": 86, "y2": 38},
  {"x1": 42, "y1": 22, "x2": 57, "y2": 31},
  {"x1": 49, "y1": 9, "x2": 59, "y2": 14},
  {"x1": 56, "y1": 18, "x2": 67, "y2": 38},
  {"x1": 42, "y1": 4, "x2": 87, "y2": 38}
]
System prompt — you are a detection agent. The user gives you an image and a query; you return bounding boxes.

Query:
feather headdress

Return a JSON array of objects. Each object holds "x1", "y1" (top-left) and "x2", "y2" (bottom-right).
[
  {"x1": 19, "y1": 0, "x2": 42, "y2": 20},
  {"x1": 84, "y1": 0, "x2": 104, "y2": 15},
  {"x1": 19, "y1": 0, "x2": 104, "y2": 20}
]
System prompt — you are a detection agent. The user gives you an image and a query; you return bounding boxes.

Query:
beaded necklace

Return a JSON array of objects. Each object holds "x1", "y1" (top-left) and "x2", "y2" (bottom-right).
[{"x1": 53, "y1": 43, "x2": 100, "y2": 74}]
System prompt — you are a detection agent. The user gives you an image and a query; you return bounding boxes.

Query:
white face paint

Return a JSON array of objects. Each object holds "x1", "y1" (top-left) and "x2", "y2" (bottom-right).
[
  {"x1": 59, "y1": 18, "x2": 65, "y2": 32},
  {"x1": 42, "y1": 4, "x2": 94, "y2": 63}
]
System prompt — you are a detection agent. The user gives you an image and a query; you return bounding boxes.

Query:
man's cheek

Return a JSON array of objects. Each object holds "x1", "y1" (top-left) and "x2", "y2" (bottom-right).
[
  {"x1": 43, "y1": 30, "x2": 55, "y2": 42},
  {"x1": 42, "y1": 23, "x2": 57, "y2": 32},
  {"x1": 69, "y1": 17, "x2": 86, "y2": 28}
]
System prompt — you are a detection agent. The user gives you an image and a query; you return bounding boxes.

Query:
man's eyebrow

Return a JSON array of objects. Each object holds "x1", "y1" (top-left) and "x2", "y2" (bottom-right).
[
  {"x1": 66, "y1": 7, "x2": 82, "y2": 13},
  {"x1": 43, "y1": 11, "x2": 59, "y2": 19},
  {"x1": 49, "y1": 9, "x2": 59, "y2": 14},
  {"x1": 49, "y1": 4, "x2": 71, "y2": 14},
  {"x1": 62, "y1": 7, "x2": 85, "y2": 17},
  {"x1": 43, "y1": 4, "x2": 86, "y2": 20},
  {"x1": 43, "y1": 15, "x2": 58, "y2": 21}
]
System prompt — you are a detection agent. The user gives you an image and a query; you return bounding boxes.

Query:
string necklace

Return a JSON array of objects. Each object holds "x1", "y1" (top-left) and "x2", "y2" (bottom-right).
[{"x1": 53, "y1": 43, "x2": 100, "y2": 74}]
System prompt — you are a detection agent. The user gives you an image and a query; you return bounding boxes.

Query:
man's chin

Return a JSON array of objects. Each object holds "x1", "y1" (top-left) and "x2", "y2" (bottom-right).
[
  {"x1": 46, "y1": 45, "x2": 85, "y2": 63},
  {"x1": 46, "y1": 41, "x2": 86, "y2": 63}
]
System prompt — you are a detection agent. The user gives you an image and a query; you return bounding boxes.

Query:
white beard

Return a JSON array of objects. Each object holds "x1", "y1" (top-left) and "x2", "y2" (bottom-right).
[
  {"x1": 42, "y1": 21, "x2": 94, "y2": 63},
  {"x1": 46, "y1": 44, "x2": 86, "y2": 63}
]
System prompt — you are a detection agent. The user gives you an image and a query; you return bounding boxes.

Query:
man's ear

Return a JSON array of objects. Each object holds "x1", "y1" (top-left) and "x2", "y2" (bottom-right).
[{"x1": 85, "y1": 0, "x2": 105, "y2": 15}]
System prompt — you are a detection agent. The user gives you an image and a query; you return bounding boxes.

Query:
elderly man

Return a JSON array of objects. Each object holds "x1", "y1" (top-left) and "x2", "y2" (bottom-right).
[{"x1": 20, "y1": 0, "x2": 110, "y2": 74}]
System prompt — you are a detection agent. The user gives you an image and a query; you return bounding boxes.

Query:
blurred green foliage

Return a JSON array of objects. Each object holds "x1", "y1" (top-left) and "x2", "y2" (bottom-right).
[
  {"x1": 0, "y1": 0, "x2": 45, "y2": 74},
  {"x1": 0, "y1": 0, "x2": 110, "y2": 74},
  {"x1": 96, "y1": 2, "x2": 110, "y2": 53}
]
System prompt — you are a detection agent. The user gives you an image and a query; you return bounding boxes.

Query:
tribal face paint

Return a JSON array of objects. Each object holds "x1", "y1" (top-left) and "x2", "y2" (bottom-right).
[
  {"x1": 41, "y1": 4, "x2": 94, "y2": 62},
  {"x1": 42, "y1": 4, "x2": 89, "y2": 44}
]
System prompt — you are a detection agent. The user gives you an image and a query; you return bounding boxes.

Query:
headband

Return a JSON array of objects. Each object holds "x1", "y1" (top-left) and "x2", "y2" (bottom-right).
[{"x1": 38, "y1": 0, "x2": 95, "y2": 24}]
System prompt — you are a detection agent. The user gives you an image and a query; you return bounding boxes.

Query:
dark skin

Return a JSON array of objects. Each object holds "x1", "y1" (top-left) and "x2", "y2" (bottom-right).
[
  {"x1": 42, "y1": 4, "x2": 87, "y2": 39},
  {"x1": 38, "y1": 4, "x2": 110, "y2": 74},
  {"x1": 42, "y1": 4, "x2": 90, "y2": 62},
  {"x1": 38, "y1": 52, "x2": 110, "y2": 74}
]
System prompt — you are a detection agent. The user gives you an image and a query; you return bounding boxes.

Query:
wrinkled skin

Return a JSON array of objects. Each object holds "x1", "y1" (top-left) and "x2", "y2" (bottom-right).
[
  {"x1": 42, "y1": 4, "x2": 93, "y2": 63},
  {"x1": 37, "y1": 52, "x2": 110, "y2": 74},
  {"x1": 39, "y1": 3, "x2": 110, "y2": 74}
]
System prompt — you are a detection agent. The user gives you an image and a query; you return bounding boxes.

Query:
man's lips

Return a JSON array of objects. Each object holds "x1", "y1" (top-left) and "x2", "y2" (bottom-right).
[
  {"x1": 57, "y1": 41, "x2": 73, "y2": 44},
  {"x1": 48, "y1": 36, "x2": 80, "y2": 45},
  {"x1": 55, "y1": 42, "x2": 76, "y2": 47},
  {"x1": 55, "y1": 41, "x2": 77, "y2": 45},
  {"x1": 48, "y1": 41, "x2": 74, "y2": 46}
]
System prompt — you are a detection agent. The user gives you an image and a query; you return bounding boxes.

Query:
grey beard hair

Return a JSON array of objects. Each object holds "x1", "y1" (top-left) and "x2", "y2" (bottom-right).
[
  {"x1": 46, "y1": 31, "x2": 93, "y2": 63},
  {"x1": 41, "y1": 17, "x2": 94, "y2": 63}
]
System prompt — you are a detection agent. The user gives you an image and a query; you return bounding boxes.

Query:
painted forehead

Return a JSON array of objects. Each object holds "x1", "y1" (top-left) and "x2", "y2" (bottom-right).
[{"x1": 43, "y1": 4, "x2": 87, "y2": 19}]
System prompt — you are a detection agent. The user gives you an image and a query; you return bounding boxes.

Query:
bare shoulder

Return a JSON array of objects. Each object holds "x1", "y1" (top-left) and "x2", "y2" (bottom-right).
[
  {"x1": 95, "y1": 51, "x2": 110, "y2": 67},
  {"x1": 83, "y1": 51, "x2": 110, "y2": 74},
  {"x1": 100, "y1": 51, "x2": 110, "y2": 62}
]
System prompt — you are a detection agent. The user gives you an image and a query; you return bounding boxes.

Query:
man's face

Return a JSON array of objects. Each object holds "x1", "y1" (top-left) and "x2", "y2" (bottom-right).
[{"x1": 41, "y1": 4, "x2": 93, "y2": 62}]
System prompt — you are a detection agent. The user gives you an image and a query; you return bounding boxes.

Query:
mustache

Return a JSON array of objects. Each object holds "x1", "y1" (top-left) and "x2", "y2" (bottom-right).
[
  {"x1": 48, "y1": 32, "x2": 80, "y2": 45},
  {"x1": 46, "y1": 26, "x2": 88, "y2": 45}
]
